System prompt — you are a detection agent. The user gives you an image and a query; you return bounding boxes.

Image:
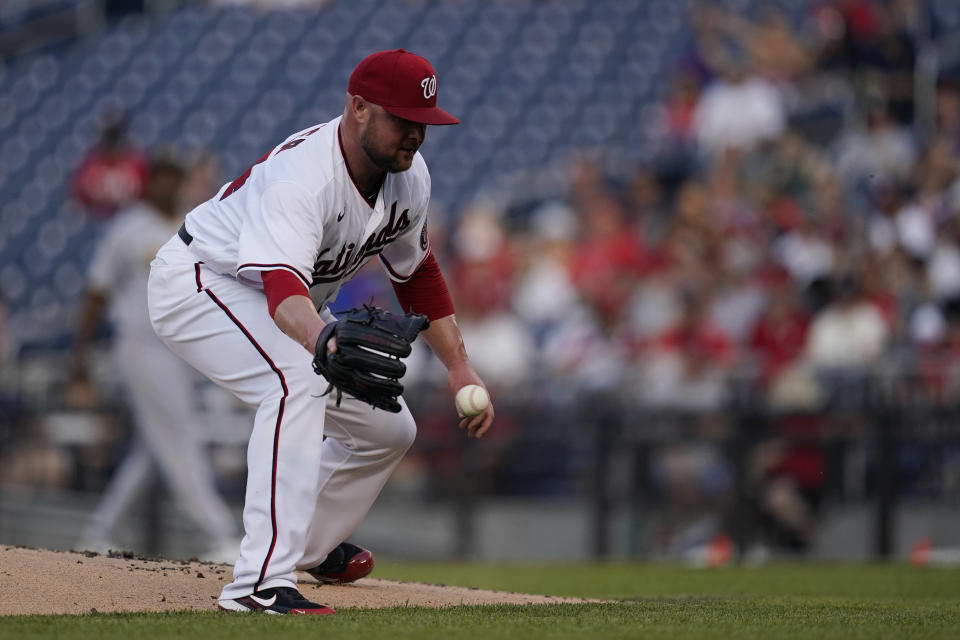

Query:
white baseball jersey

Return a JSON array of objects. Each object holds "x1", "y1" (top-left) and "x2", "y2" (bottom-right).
[
  {"x1": 88, "y1": 202, "x2": 180, "y2": 339},
  {"x1": 182, "y1": 116, "x2": 432, "y2": 309}
]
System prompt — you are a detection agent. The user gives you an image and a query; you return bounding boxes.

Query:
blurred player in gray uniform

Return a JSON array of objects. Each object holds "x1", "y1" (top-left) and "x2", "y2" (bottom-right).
[{"x1": 70, "y1": 157, "x2": 240, "y2": 560}]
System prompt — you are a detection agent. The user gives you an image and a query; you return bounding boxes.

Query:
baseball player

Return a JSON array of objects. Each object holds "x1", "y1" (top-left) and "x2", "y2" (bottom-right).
[
  {"x1": 148, "y1": 49, "x2": 494, "y2": 615},
  {"x1": 70, "y1": 157, "x2": 241, "y2": 558}
]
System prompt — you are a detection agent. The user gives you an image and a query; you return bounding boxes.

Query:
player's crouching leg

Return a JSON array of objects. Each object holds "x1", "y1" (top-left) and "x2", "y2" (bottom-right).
[
  {"x1": 325, "y1": 394, "x2": 417, "y2": 456},
  {"x1": 296, "y1": 398, "x2": 417, "y2": 574},
  {"x1": 366, "y1": 399, "x2": 418, "y2": 453}
]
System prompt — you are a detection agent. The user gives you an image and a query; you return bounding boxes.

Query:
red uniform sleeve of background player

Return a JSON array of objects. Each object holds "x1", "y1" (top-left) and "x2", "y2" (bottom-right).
[
  {"x1": 262, "y1": 269, "x2": 310, "y2": 317},
  {"x1": 391, "y1": 253, "x2": 455, "y2": 321}
]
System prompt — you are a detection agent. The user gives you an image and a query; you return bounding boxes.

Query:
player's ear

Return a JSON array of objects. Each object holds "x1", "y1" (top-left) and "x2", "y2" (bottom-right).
[{"x1": 348, "y1": 94, "x2": 369, "y2": 124}]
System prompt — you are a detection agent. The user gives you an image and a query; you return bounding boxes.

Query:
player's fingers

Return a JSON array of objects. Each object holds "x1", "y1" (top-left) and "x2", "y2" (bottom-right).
[
  {"x1": 327, "y1": 336, "x2": 338, "y2": 354},
  {"x1": 465, "y1": 417, "x2": 481, "y2": 438},
  {"x1": 467, "y1": 407, "x2": 494, "y2": 439},
  {"x1": 472, "y1": 413, "x2": 493, "y2": 438},
  {"x1": 460, "y1": 415, "x2": 483, "y2": 433},
  {"x1": 473, "y1": 409, "x2": 493, "y2": 438}
]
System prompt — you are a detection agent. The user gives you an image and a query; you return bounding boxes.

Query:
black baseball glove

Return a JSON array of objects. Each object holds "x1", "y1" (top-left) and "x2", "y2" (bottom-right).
[{"x1": 312, "y1": 305, "x2": 429, "y2": 413}]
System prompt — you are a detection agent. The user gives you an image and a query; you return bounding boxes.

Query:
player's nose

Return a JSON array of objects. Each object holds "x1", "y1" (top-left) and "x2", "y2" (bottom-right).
[{"x1": 407, "y1": 122, "x2": 426, "y2": 145}]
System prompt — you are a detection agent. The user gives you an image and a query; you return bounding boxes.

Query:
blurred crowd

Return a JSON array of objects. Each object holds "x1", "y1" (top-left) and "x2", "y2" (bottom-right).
[{"x1": 384, "y1": 0, "x2": 960, "y2": 416}]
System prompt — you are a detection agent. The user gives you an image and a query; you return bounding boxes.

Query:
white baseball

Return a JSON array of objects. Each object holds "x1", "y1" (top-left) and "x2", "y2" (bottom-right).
[{"x1": 455, "y1": 385, "x2": 489, "y2": 417}]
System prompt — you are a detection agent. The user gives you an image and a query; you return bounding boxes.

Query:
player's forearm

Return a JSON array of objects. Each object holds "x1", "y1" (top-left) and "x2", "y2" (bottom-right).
[
  {"x1": 421, "y1": 314, "x2": 470, "y2": 371},
  {"x1": 423, "y1": 313, "x2": 493, "y2": 438},
  {"x1": 272, "y1": 295, "x2": 326, "y2": 353}
]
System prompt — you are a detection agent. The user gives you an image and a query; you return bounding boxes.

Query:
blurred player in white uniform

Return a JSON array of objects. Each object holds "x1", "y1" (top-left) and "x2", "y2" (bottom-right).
[
  {"x1": 148, "y1": 50, "x2": 494, "y2": 614},
  {"x1": 70, "y1": 158, "x2": 240, "y2": 559}
]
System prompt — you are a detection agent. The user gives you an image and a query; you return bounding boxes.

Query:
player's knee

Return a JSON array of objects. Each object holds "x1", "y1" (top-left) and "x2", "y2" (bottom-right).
[{"x1": 376, "y1": 410, "x2": 417, "y2": 452}]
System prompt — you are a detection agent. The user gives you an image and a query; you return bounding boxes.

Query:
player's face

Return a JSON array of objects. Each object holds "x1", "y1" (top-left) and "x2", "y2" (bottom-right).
[{"x1": 360, "y1": 105, "x2": 426, "y2": 173}]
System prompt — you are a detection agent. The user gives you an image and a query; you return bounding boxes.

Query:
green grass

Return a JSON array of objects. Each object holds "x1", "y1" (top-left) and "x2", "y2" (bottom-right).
[
  {"x1": 376, "y1": 561, "x2": 960, "y2": 600},
  {"x1": 3, "y1": 563, "x2": 959, "y2": 639}
]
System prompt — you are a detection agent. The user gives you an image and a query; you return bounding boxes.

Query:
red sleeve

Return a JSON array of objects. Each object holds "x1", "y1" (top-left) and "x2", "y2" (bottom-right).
[
  {"x1": 391, "y1": 253, "x2": 455, "y2": 321},
  {"x1": 262, "y1": 269, "x2": 310, "y2": 317}
]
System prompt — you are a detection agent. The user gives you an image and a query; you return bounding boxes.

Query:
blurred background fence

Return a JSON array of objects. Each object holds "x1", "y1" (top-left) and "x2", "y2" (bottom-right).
[
  {"x1": 2, "y1": 0, "x2": 960, "y2": 563},
  {"x1": 3, "y1": 365, "x2": 960, "y2": 562}
]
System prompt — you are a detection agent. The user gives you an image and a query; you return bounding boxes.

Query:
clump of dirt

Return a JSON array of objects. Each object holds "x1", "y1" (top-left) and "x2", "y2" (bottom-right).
[{"x1": 0, "y1": 545, "x2": 587, "y2": 615}]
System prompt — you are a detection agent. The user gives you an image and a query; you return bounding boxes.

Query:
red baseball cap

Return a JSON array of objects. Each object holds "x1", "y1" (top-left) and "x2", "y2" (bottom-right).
[{"x1": 348, "y1": 49, "x2": 459, "y2": 126}]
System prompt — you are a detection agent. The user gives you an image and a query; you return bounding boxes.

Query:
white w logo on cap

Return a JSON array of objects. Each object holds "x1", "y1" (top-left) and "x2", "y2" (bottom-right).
[{"x1": 421, "y1": 75, "x2": 437, "y2": 100}]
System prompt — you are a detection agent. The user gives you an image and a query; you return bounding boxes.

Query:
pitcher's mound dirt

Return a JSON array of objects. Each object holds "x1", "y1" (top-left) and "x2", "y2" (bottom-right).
[{"x1": 0, "y1": 545, "x2": 587, "y2": 615}]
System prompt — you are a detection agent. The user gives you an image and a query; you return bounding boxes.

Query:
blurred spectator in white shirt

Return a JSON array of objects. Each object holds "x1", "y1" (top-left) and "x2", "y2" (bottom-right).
[
  {"x1": 835, "y1": 102, "x2": 916, "y2": 186},
  {"x1": 805, "y1": 274, "x2": 888, "y2": 370},
  {"x1": 895, "y1": 199, "x2": 936, "y2": 260},
  {"x1": 541, "y1": 304, "x2": 633, "y2": 391},
  {"x1": 867, "y1": 181, "x2": 906, "y2": 256},
  {"x1": 709, "y1": 236, "x2": 768, "y2": 344},
  {"x1": 512, "y1": 201, "x2": 582, "y2": 341},
  {"x1": 773, "y1": 215, "x2": 836, "y2": 287},
  {"x1": 693, "y1": 61, "x2": 785, "y2": 154}
]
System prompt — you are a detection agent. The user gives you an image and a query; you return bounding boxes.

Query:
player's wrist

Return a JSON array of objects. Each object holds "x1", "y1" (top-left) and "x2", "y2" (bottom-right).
[{"x1": 310, "y1": 321, "x2": 336, "y2": 357}]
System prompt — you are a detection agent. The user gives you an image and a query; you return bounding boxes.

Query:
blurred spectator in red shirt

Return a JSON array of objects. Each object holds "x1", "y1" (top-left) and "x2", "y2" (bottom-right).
[
  {"x1": 570, "y1": 194, "x2": 647, "y2": 327},
  {"x1": 654, "y1": 291, "x2": 733, "y2": 366},
  {"x1": 750, "y1": 284, "x2": 811, "y2": 389},
  {"x1": 640, "y1": 291, "x2": 734, "y2": 410},
  {"x1": 451, "y1": 204, "x2": 516, "y2": 314},
  {"x1": 913, "y1": 297, "x2": 960, "y2": 399},
  {"x1": 810, "y1": 0, "x2": 881, "y2": 71},
  {"x1": 659, "y1": 71, "x2": 702, "y2": 147},
  {"x1": 72, "y1": 112, "x2": 148, "y2": 219}
]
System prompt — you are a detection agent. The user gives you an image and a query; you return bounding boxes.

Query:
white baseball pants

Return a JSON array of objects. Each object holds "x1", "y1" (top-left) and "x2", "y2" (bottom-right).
[{"x1": 148, "y1": 236, "x2": 416, "y2": 599}]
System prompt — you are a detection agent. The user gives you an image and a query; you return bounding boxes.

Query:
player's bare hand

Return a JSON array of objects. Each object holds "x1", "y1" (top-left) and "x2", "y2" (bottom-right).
[{"x1": 447, "y1": 363, "x2": 494, "y2": 439}]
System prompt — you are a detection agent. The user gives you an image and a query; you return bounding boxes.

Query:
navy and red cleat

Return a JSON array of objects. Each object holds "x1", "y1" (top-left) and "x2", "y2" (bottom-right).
[
  {"x1": 218, "y1": 587, "x2": 335, "y2": 615},
  {"x1": 306, "y1": 542, "x2": 375, "y2": 584}
]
